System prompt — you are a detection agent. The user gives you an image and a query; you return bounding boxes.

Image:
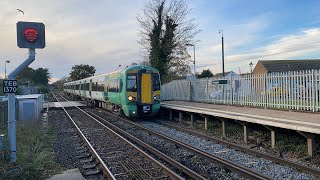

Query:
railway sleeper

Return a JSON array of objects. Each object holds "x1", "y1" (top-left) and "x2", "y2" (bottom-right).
[
  {"x1": 76, "y1": 153, "x2": 91, "y2": 159},
  {"x1": 83, "y1": 170, "x2": 101, "y2": 176},
  {"x1": 82, "y1": 164, "x2": 98, "y2": 170},
  {"x1": 80, "y1": 158, "x2": 95, "y2": 163}
]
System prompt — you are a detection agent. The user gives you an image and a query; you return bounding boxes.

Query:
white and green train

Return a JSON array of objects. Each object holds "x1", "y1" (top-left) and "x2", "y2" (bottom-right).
[{"x1": 63, "y1": 65, "x2": 161, "y2": 117}]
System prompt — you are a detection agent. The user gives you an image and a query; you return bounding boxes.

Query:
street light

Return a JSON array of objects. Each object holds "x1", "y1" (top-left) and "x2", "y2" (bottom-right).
[
  {"x1": 5, "y1": 60, "x2": 10, "y2": 79},
  {"x1": 249, "y1": 61, "x2": 253, "y2": 74},
  {"x1": 219, "y1": 30, "x2": 225, "y2": 77},
  {"x1": 186, "y1": 43, "x2": 196, "y2": 76}
]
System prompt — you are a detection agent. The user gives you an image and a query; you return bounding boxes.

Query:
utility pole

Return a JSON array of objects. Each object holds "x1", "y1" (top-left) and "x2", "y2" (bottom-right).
[
  {"x1": 249, "y1": 62, "x2": 253, "y2": 74},
  {"x1": 219, "y1": 30, "x2": 225, "y2": 77},
  {"x1": 4, "y1": 60, "x2": 10, "y2": 79}
]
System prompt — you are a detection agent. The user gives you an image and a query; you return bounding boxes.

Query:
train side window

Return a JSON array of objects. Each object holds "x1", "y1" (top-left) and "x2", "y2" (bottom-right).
[
  {"x1": 86, "y1": 83, "x2": 89, "y2": 91},
  {"x1": 127, "y1": 75, "x2": 137, "y2": 92},
  {"x1": 152, "y1": 73, "x2": 161, "y2": 91},
  {"x1": 119, "y1": 79, "x2": 123, "y2": 93},
  {"x1": 109, "y1": 79, "x2": 116, "y2": 92},
  {"x1": 105, "y1": 79, "x2": 108, "y2": 92},
  {"x1": 99, "y1": 82, "x2": 104, "y2": 92}
]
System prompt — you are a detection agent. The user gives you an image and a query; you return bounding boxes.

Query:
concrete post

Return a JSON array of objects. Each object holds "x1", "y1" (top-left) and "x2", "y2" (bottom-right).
[
  {"x1": 190, "y1": 114, "x2": 194, "y2": 127},
  {"x1": 307, "y1": 137, "x2": 315, "y2": 158},
  {"x1": 169, "y1": 109, "x2": 173, "y2": 120},
  {"x1": 236, "y1": 121, "x2": 248, "y2": 144},
  {"x1": 271, "y1": 129, "x2": 275, "y2": 148},
  {"x1": 243, "y1": 124, "x2": 248, "y2": 144},
  {"x1": 297, "y1": 131, "x2": 315, "y2": 158},
  {"x1": 204, "y1": 117, "x2": 208, "y2": 130},
  {"x1": 263, "y1": 125, "x2": 276, "y2": 148},
  {"x1": 179, "y1": 112, "x2": 182, "y2": 124},
  {"x1": 220, "y1": 119, "x2": 226, "y2": 138}
]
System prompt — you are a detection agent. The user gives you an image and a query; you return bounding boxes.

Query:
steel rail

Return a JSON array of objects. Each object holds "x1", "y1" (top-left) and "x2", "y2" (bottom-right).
[
  {"x1": 155, "y1": 120, "x2": 320, "y2": 178},
  {"x1": 51, "y1": 92, "x2": 116, "y2": 180},
  {"x1": 92, "y1": 108, "x2": 271, "y2": 180},
  {"x1": 88, "y1": 112, "x2": 207, "y2": 180},
  {"x1": 53, "y1": 92, "x2": 184, "y2": 180}
]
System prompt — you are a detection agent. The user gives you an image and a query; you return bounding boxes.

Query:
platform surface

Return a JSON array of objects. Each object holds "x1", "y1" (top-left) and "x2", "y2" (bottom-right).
[
  {"x1": 44, "y1": 101, "x2": 86, "y2": 108},
  {"x1": 47, "y1": 168, "x2": 85, "y2": 180},
  {"x1": 161, "y1": 101, "x2": 320, "y2": 134}
]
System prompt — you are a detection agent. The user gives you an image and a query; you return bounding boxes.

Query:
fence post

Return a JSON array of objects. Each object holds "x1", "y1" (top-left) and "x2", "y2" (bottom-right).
[
  {"x1": 1, "y1": 102, "x2": 4, "y2": 130},
  {"x1": 230, "y1": 75, "x2": 233, "y2": 105},
  {"x1": 206, "y1": 77, "x2": 209, "y2": 102},
  {"x1": 312, "y1": 69, "x2": 316, "y2": 112},
  {"x1": 194, "y1": 79, "x2": 198, "y2": 101},
  {"x1": 264, "y1": 73, "x2": 267, "y2": 108},
  {"x1": 188, "y1": 81, "x2": 192, "y2": 101}
]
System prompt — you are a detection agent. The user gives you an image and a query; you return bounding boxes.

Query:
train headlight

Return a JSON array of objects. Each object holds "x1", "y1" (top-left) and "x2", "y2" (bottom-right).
[
  {"x1": 128, "y1": 95, "x2": 136, "y2": 101},
  {"x1": 153, "y1": 94, "x2": 160, "y2": 100}
]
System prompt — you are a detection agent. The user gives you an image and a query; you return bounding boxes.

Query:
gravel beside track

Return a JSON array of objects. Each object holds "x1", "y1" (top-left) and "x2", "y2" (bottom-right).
[
  {"x1": 49, "y1": 109, "x2": 105, "y2": 179},
  {"x1": 66, "y1": 108, "x2": 172, "y2": 180},
  {"x1": 138, "y1": 121, "x2": 315, "y2": 180},
  {"x1": 90, "y1": 109, "x2": 246, "y2": 180},
  {"x1": 50, "y1": 109, "x2": 81, "y2": 169}
]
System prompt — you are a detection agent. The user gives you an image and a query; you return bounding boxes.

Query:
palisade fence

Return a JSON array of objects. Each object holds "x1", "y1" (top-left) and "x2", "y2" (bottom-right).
[{"x1": 161, "y1": 69, "x2": 320, "y2": 112}]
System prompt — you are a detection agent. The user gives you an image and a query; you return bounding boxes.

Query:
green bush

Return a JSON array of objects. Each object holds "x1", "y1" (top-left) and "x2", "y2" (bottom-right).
[{"x1": 0, "y1": 121, "x2": 62, "y2": 179}]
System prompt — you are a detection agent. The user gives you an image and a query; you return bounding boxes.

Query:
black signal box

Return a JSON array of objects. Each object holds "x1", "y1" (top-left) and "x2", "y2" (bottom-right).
[{"x1": 17, "y1": 21, "x2": 45, "y2": 49}]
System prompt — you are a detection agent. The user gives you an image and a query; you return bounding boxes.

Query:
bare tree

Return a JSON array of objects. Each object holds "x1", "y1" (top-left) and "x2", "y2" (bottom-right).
[{"x1": 137, "y1": 0, "x2": 199, "y2": 81}]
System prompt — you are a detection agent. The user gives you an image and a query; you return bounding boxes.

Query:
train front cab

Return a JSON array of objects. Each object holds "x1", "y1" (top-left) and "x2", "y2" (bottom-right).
[{"x1": 123, "y1": 68, "x2": 161, "y2": 117}]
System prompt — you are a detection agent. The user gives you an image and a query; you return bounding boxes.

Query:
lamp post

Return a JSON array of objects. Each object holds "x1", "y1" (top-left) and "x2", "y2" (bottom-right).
[
  {"x1": 5, "y1": 60, "x2": 10, "y2": 79},
  {"x1": 249, "y1": 61, "x2": 253, "y2": 74},
  {"x1": 186, "y1": 43, "x2": 196, "y2": 76},
  {"x1": 219, "y1": 30, "x2": 225, "y2": 77}
]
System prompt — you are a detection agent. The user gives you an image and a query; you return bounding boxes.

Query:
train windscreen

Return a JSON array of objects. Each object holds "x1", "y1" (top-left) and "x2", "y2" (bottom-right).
[{"x1": 127, "y1": 74, "x2": 137, "y2": 92}]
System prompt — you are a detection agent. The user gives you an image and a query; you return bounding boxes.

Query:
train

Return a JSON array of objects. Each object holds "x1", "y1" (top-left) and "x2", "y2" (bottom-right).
[{"x1": 63, "y1": 65, "x2": 161, "y2": 117}]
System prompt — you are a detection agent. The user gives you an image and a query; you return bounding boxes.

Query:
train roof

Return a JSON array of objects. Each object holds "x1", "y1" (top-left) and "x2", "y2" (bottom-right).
[{"x1": 63, "y1": 65, "x2": 158, "y2": 85}]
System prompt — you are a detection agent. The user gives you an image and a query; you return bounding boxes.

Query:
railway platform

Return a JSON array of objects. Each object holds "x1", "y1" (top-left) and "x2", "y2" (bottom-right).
[{"x1": 161, "y1": 101, "x2": 320, "y2": 158}]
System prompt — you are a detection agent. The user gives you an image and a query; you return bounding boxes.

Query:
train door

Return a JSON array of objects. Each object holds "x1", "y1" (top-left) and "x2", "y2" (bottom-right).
[
  {"x1": 104, "y1": 76, "x2": 109, "y2": 101},
  {"x1": 118, "y1": 77, "x2": 123, "y2": 104},
  {"x1": 89, "y1": 79, "x2": 92, "y2": 97},
  {"x1": 82, "y1": 80, "x2": 86, "y2": 97},
  {"x1": 138, "y1": 69, "x2": 152, "y2": 104}
]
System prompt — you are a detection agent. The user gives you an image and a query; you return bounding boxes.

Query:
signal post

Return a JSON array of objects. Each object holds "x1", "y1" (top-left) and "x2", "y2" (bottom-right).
[{"x1": 6, "y1": 21, "x2": 45, "y2": 163}]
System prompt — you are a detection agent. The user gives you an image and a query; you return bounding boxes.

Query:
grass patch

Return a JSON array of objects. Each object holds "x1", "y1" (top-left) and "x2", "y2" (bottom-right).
[
  {"x1": 275, "y1": 129, "x2": 308, "y2": 158},
  {"x1": 0, "y1": 120, "x2": 62, "y2": 180}
]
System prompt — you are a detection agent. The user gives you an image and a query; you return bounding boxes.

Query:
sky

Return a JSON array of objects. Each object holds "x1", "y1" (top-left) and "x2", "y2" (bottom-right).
[{"x1": 0, "y1": 0, "x2": 320, "y2": 83}]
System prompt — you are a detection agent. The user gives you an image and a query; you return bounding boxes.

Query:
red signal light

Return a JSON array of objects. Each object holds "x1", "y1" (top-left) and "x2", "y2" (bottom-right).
[{"x1": 24, "y1": 28, "x2": 38, "y2": 42}]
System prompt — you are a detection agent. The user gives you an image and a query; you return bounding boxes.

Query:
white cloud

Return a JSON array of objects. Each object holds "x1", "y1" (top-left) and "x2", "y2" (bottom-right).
[
  {"x1": 219, "y1": 28, "x2": 320, "y2": 73},
  {"x1": 193, "y1": 13, "x2": 272, "y2": 74},
  {"x1": 195, "y1": 21, "x2": 320, "y2": 75},
  {"x1": 1, "y1": 0, "x2": 319, "y2": 80}
]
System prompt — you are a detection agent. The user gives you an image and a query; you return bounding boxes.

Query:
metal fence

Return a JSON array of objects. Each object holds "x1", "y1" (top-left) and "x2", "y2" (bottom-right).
[
  {"x1": 161, "y1": 69, "x2": 320, "y2": 112},
  {"x1": 0, "y1": 101, "x2": 8, "y2": 130}
]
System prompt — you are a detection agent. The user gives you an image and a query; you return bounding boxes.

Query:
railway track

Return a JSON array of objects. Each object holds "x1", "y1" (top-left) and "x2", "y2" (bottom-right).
[
  {"x1": 85, "y1": 109, "x2": 271, "y2": 179},
  {"x1": 51, "y1": 92, "x2": 184, "y2": 179},
  {"x1": 54, "y1": 91, "x2": 317, "y2": 179},
  {"x1": 152, "y1": 119, "x2": 320, "y2": 179}
]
